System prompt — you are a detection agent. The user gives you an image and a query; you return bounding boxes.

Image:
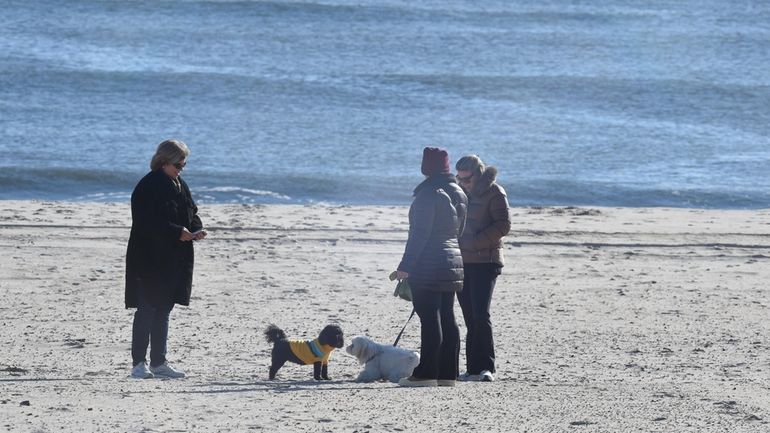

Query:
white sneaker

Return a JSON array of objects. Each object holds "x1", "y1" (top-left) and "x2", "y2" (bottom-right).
[
  {"x1": 131, "y1": 362, "x2": 153, "y2": 379},
  {"x1": 480, "y1": 370, "x2": 495, "y2": 382},
  {"x1": 458, "y1": 372, "x2": 481, "y2": 382},
  {"x1": 149, "y1": 362, "x2": 186, "y2": 378}
]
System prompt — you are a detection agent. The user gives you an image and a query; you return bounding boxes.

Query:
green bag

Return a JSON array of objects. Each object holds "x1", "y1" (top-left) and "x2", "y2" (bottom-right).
[{"x1": 389, "y1": 271, "x2": 413, "y2": 302}]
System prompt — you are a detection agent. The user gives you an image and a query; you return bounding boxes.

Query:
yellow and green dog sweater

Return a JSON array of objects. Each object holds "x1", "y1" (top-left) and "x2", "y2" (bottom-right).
[{"x1": 289, "y1": 338, "x2": 335, "y2": 365}]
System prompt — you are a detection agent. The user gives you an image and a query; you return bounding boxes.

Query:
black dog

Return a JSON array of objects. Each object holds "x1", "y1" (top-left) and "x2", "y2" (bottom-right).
[{"x1": 264, "y1": 324, "x2": 344, "y2": 380}]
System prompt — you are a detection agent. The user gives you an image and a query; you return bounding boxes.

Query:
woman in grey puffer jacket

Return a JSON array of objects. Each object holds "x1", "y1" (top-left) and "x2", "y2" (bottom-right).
[{"x1": 396, "y1": 147, "x2": 468, "y2": 387}]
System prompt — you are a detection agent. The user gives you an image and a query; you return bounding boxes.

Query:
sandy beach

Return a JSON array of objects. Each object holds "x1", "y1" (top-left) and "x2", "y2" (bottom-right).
[{"x1": 2, "y1": 200, "x2": 770, "y2": 432}]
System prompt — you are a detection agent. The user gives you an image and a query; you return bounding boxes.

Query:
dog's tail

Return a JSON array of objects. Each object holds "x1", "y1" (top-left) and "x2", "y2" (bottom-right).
[{"x1": 264, "y1": 324, "x2": 287, "y2": 344}]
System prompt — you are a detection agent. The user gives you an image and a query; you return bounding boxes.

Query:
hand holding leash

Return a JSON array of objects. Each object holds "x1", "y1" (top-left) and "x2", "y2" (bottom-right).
[{"x1": 388, "y1": 272, "x2": 415, "y2": 347}]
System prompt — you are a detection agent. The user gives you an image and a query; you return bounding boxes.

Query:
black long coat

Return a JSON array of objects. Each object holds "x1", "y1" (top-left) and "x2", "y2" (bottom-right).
[
  {"x1": 125, "y1": 169, "x2": 203, "y2": 308},
  {"x1": 398, "y1": 174, "x2": 468, "y2": 292}
]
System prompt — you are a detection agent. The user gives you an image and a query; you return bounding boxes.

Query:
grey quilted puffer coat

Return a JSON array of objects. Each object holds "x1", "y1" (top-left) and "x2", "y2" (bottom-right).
[{"x1": 398, "y1": 174, "x2": 468, "y2": 292}]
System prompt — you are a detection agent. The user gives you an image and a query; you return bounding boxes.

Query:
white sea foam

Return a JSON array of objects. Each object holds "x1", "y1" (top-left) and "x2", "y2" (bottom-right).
[{"x1": 195, "y1": 186, "x2": 291, "y2": 201}]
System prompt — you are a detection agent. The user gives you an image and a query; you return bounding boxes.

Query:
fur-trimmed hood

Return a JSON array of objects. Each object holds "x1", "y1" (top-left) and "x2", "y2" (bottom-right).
[
  {"x1": 459, "y1": 164, "x2": 510, "y2": 266},
  {"x1": 471, "y1": 166, "x2": 499, "y2": 197}
]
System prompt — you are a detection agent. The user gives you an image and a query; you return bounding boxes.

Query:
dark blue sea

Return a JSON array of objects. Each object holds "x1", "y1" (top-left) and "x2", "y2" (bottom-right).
[{"x1": 1, "y1": 0, "x2": 769, "y2": 208}]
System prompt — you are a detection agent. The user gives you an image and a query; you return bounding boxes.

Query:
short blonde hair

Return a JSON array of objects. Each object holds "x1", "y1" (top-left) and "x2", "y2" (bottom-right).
[
  {"x1": 455, "y1": 154, "x2": 485, "y2": 177},
  {"x1": 150, "y1": 139, "x2": 190, "y2": 171}
]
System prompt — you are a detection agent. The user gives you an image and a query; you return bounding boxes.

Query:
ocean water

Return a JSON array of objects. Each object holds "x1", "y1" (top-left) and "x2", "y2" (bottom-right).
[{"x1": 1, "y1": 0, "x2": 769, "y2": 208}]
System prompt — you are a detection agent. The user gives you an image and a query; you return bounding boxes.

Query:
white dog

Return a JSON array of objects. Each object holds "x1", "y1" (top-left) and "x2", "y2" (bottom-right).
[{"x1": 346, "y1": 335, "x2": 420, "y2": 383}]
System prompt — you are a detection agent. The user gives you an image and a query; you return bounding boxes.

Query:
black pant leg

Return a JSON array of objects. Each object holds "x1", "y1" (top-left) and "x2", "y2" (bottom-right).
[
  {"x1": 471, "y1": 265, "x2": 497, "y2": 373},
  {"x1": 462, "y1": 264, "x2": 498, "y2": 374},
  {"x1": 437, "y1": 291, "x2": 460, "y2": 381},
  {"x1": 411, "y1": 289, "x2": 442, "y2": 380},
  {"x1": 456, "y1": 273, "x2": 477, "y2": 373}
]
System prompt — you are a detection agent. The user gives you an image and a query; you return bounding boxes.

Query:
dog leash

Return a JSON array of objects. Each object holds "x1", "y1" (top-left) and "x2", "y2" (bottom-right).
[{"x1": 392, "y1": 308, "x2": 416, "y2": 347}]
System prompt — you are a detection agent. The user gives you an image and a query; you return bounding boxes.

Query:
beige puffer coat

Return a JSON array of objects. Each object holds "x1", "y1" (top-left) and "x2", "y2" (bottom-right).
[{"x1": 459, "y1": 166, "x2": 511, "y2": 266}]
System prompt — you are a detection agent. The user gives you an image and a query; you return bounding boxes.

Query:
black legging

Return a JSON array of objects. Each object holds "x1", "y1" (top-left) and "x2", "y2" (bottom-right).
[
  {"x1": 457, "y1": 263, "x2": 499, "y2": 374},
  {"x1": 411, "y1": 289, "x2": 460, "y2": 381}
]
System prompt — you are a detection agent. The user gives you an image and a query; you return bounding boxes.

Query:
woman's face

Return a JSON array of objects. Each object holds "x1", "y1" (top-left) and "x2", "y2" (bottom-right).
[
  {"x1": 162, "y1": 159, "x2": 186, "y2": 179},
  {"x1": 456, "y1": 169, "x2": 475, "y2": 193}
]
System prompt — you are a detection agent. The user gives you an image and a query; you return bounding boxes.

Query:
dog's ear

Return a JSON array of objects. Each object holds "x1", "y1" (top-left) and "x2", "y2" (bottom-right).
[
  {"x1": 356, "y1": 337, "x2": 375, "y2": 363},
  {"x1": 350, "y1": 338, "x2": 367, "y2": 363}
]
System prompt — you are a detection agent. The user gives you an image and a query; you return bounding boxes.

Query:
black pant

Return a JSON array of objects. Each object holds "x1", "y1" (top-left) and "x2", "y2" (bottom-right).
[
  {"x1": 411, "y1": 290, "x2": 459, "y2": 381},
  {"x1": 457, "y1": 263, "x2": 499, "y2": 374}
]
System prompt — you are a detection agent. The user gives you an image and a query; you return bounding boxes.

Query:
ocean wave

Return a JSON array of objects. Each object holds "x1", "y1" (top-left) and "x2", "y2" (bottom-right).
[
  {"x1": 510, "y1": 180, "x2": 770, "y2": 209},
  {"x1": 1, "y1": 165, "x2": 768, "y2": 209},
  {"x1": 195, "y1": 186, "x2": 291, "y2": 201},
  {"x1": 368, "y1": 73, "x2": 770, "y2": 133},
  {"x1": 76, "y1": 191, "x2": 133, "y2": 202},
  {"x1": 163, "y1": 1, "x2": 664, "y2": 22}
]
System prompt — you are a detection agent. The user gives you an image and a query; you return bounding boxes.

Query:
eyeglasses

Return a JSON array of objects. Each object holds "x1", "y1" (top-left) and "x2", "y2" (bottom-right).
[
  {"x1": 172, "y1": 161, "x2": 186, "y2": 170},
  {"x1": 456, "y1": 174, "x2": 473, "y2": 183}
]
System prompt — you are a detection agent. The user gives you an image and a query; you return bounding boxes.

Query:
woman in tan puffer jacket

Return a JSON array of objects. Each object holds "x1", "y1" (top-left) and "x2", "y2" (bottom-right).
[{"x1": 455, "y1": 155, "x2": 511, "y2": 382}]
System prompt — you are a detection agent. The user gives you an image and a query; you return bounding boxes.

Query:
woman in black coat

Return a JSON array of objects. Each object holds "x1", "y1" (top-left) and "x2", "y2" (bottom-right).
[
  {"x1": 125, "y1": 139, "x2": 207, "y2": 379},
  {"x1": 396, "y1": 147, "x2": 467, "y2": 387}
]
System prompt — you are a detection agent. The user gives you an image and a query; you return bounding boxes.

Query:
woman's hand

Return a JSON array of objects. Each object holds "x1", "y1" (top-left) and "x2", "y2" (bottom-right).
[
  {"x1": 179, "y1": 228, "x2": 196, "y2": 241},
  {"x1": 193, "y1": 229, "x2": 208, "y2": 241},
  {"x1": 396, "y1": 270, "x2": 409, "y2": 280}
]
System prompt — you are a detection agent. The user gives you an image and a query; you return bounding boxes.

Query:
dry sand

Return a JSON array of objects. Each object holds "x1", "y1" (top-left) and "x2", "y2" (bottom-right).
[{"x1": 1, "y1": 200, "x2": 770, "y2": 432}]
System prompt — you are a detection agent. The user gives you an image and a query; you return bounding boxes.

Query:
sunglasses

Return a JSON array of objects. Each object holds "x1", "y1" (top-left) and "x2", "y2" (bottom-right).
[
  {"x1": 172, "y1": 161, "x2": 186, "y2": 170},
  {"x1": 456, "y1": 174, "x2": 473, "y2": 183}
]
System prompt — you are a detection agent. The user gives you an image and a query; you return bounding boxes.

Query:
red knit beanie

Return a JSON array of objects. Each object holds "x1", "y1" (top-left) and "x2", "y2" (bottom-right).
[{"x1": 421, "y1": 147, "x2": 450, "y2": 176}]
